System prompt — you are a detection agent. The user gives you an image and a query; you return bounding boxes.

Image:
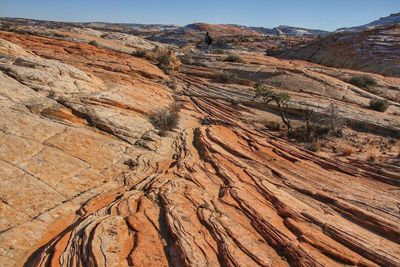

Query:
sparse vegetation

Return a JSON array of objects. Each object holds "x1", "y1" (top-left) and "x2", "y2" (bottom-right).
[
  {"x1": 149, "y1": 102, "x2": 180, "y2": 136},
  {"x1": 156, "y1": 47, "x2": 180, "y2": 74},
  {"x1": 284, "y1": 103, "x2": 345, "y2": 152},
  {"x1": 321, "y1": 103, "x2": 344, "y2": 137},
  {"x1": 367, "y1": 153, "x2": 376, "y2": 162},
  {"x1": 219, "y1": 71, "x2": 238, "y2": 83},
  {"x1": 131, "y1": 46, "x2": 180, "y2": 74},
  {"x1": 213, "y1": 49, "x2": 225, "y2": 54},
  {"x1": 253, "y1": 83, "x2": 292, "y2": 129},
  {"x1": 305, "y1": 139, "x2": 321, "y2": 152},
  {"x1": 389, "y1": 85, "x2": 400, "y2": 91},
  {"x1": 131, "y1": 49, "x2": 147, "y2": 58},
  {"x1": 166, "y1": 78, "x2": 178, "y2": 90},
  {"x1": 88, "y1": 40, "x2": 100, "y2": 47},
  {"x1": 200, "y1": 116, "x2": 213, "y2": 125},
  {"x1": 224, "y1": 54, "x2": 244, "y2": 63},
  {"x1": 369, "y1": 98, "x2": 389, "y2": 112},
  {"x1": 229, "y1": 97, "x2": 240, "y2": 106},
  {"x1": 348, "y1": 75, "x2": 377, "y2": 88},
  {"x1": 264, "y1": 121, "x2": 282, "y2": 131}
]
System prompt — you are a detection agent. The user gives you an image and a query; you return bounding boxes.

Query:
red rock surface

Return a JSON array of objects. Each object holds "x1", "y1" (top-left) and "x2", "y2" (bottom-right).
[
  {"x1": 275, "y1": 25, "x2": 400, "y2": 77},
  {"x1": 0, "y1": 29, "x2": 399, "y2": 267}
]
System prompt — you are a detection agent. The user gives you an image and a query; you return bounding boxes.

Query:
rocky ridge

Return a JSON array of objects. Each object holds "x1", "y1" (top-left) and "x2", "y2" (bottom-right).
[
  {"x1": 274, "y1": 24, "x2": 400, "y2": 77},
  {"x1": 337, "y1": 12, "x2": 400, "y2": 32}
]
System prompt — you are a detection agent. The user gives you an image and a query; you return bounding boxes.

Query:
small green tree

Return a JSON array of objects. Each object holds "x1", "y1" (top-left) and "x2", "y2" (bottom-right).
[{"x1": 253, "y1": 83, "x2": 292, "y2": 129}]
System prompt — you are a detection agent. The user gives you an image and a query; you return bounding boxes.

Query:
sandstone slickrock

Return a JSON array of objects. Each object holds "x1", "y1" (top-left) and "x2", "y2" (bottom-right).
[
  {"x1": 0, "y1": 26, "x2": 399, "y2": 267},
  {"x1": 275, "y1": 25, "x2": 400, "y2": 77}
]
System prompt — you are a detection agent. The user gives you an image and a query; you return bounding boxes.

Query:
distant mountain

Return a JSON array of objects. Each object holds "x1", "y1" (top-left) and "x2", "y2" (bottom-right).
[
  {"x1": 337, "y1": 12, "x2": 400, "y2": 32},
  {"x1": 247, "y1": 25, "x2": 329, "y2": 36},
  {"x1": 183, "y1": 23, "x2": 262, "y2": 38},
  {"x1": 184, "y1": 23, "x2": 328, "y2": 37}
]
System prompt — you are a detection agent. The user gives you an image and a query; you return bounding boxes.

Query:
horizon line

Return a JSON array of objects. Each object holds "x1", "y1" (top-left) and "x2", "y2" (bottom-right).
[{"x1": 0, "y1": 15, "x2": 345, "y2": 32}]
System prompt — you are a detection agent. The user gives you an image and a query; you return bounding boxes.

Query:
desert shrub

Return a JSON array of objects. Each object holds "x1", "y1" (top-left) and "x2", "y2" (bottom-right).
[
  {"x1": 305, "y1": 139, "x2": 321, "y2": 152},
  {"x1": 348, "y1": 75, "x2": 377, "y2": 88},
  {"x1": 367, "y1": 153, "x2": 376, "y2": 162},
  {"x1": 131, "y1": 49, "x2": 147, "y2": 58},
  {"x1": 224, "y1": 54, "x2": 244, "y2": 63},
  {"x1": 229, "y1": 98, "x2": 241, "y2": 106},
  {"x1": 88, "y1": 40, "x2": 100, "y2": 47},
  {"x1": 213, "y1": 49, "x2": 225, "y2": 54},
  {"x1": 302, "y1": 103, "x2": 344, "y2": 141},
  {"x1": 287, "y1": 103, "x2": 344, "y2": 145},
  {"x1": 321, "y1": 103, "x2": 344, "y2": 137},
  {"x1": 219, "y1": 71, "x2": 238, "y2": 83},
  {"x1": 53, "y1": 33, "x2": 66, "y2": 38},
  {"x1": 154, "y1": 47, "x2": 181, "y2": 74},
  {"x1": 149, "y1": 103, "x2": 180, "y2": 136},
  {"x1": 201, "y1": 116, "x2": 213, "y2": 125},
  {"x1": 389, "y1": 85, "x2": 400, "y2": 91},
  {"x1": 143, "y1": 47, "x2": 181, "y2": 74},
  {"x1": 264, "y1": 121, "x2": 282, "y2": 131},
  {"x1": 369, "y1": 98, "x2": 389, "y2": 112},
  {"x1": 253, "y1": 83, "x2": 292, "y2": 129},
  {"x1": 166, "y1": 78, "x2": 178, "y2": 90},
  {"x1": 131, "y1": 47, "x2": 180, "y2": 74}
]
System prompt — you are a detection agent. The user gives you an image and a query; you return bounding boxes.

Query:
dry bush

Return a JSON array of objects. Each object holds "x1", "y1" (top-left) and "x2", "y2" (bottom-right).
[
  {"x1": 155, "y1": 48, "x2": 180, "y2": 74},
  {"x1": 213, "y1": 49, "x2": 225, "y2": 54},
  {"x1": 131, "y1": 49, "x2": 147, "y2": 58},
  {"x1": 224, "y1": 54, "x2": 244, "y2": 63},
  {"x1": 367, "y1": 153, "x2": 376, "y2": 162},
  {"x1": 228, "y1": 97, "x2": 241, "y2": 106},
  {"x1": 305, "y1": 139, "x2": 321, "y2": 152},
  {"x1": 149, "y1": 103, "x2": 180, "y2": 136},
  {"x1": 341, "y1": 147, "x2": 353, "y2": 156},
  {"x1": 369, "y1": 98, "x2": 389, "y2": 112},
  {"x1": 264, "y1": 121, "x2": 282, "y2": 131},
  {"x1": 132, "y1": 47, "x2": 180, "y2": 74},
  {"x1": 348, "y1": 75, "x2": 377, "y2": 88},
  {"x1": 200, "y1": 116, "x2": 213, "y2": 125},
  {"x1": 218, "y1": 71, "x2": 238, "y2": 83},
  {"x1": 166, "y1": 78, "x2": 178, "y2": 90},
  {"x1": 292, "y1": 103, "x2": 344, "y2": 143}
]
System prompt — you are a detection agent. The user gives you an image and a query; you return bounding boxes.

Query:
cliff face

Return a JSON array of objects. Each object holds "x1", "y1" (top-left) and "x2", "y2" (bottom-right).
[
  {"x1": 0, "y1": 26, "x2": 399, "y2": 267},
  {"x1": 275, "y1": 25, "x2": 400, "y2": 77}
]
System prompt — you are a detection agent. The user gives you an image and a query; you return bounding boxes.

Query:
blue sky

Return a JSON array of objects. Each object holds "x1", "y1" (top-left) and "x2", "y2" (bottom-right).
[{"x1": 0, "y1": 0, "x2": 399, "y2": 31}]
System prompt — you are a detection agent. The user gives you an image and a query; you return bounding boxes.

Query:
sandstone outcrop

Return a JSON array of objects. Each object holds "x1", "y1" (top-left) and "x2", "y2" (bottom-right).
[
  {"x1": 0, "y1": 25, "x2": 399, "y2": 267},
  {"x1": 275, "y1": 25, "x2": 400, "y2": 77}
]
